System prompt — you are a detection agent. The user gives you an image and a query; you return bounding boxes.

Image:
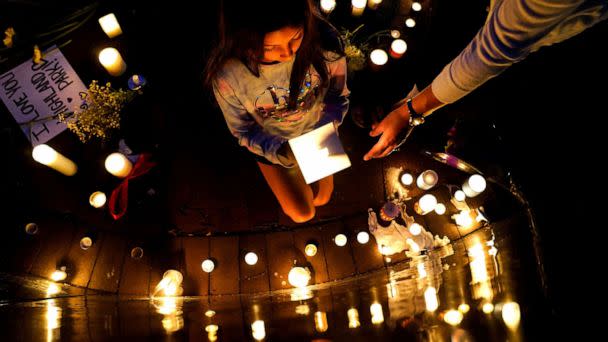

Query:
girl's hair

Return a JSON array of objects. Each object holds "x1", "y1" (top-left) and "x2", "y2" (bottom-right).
[{"x1": 204, "y1": 0, "x2": 344, "y2": 109}]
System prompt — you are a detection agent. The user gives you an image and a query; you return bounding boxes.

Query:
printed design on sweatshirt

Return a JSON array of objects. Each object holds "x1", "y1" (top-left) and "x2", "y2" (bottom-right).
[{"x1": 254, "y1": 72, "x2": 320, "y2": 122}]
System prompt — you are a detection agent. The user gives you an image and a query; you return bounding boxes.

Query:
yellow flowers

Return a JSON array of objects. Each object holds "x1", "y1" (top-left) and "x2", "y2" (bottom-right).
[{"x1": 58, "y1": 80, "x2": 135, "y2": 143}]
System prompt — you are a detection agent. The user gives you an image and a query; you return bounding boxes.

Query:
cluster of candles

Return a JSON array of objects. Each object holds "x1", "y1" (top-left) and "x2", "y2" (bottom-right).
[{"x1": 96, "y1": 13, "x2": 127, "y2": 76}]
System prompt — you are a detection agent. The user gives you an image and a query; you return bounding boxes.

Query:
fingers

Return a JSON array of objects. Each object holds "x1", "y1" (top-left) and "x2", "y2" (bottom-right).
[
  {"x1": 369, "y1": 120, "x2": 384, "y2": 137},
  {"x1": 364, "y1": 135, "x2": 395, "y2": 161}
]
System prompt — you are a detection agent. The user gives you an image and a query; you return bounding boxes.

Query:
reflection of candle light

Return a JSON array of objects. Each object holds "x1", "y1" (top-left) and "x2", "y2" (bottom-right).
[
  {"x1": 46, "y1": 283, "x2": 61, "y2": 296},
  {"x1": 105, "y1": 152, "x2": 133, "y2": 178},
  {"x1": 305, "y1": 243, "x2": 317, "y2": 256},
  {"x1": 320, "y1": 0, "x2": 336, "y2": 13},
  {"x1": 33, "y1": 144, "x2": 77, "y2": 176},
  {"x1": 443, "y1": 309, "x2": 464, "y2": 326},
  {"x1": 406, "y1": 18, "x2": 416, "y2": 28},
  {"x1": 415, "y1": 194, "x2": 437, "y2": 215},
  {"x1": 46, "y1": 299, "x2": 62, "y2": 342},
  {"x1": 245, "y1": 252, "x2": 258, "y2": 265},
  {"x1": 370, "y1": 303, "x2": 384, "y2": 324},
  {"x1": 50, "y1": 267, "x2": 67, "y2": 281},
  {"x1": 357, "y1": 231, "x2": 370, "y2": 244},
  {"x1": 412, "y1": 2, "x2": 422, "y2": 11},
  {"x1": 417, "y1": 170, "x2": 438, "y2": 190},
  {"x1": 348, "y1": 308, "x2": 360, "y2": 328},
  {"x1": 335, "y1": 234, "x2": 348, "y2": 246},
  {"x1": 501, "y1": 302, "x2": 521, "y2": 330},
  {"x1": 314, "y1": 311, "x2": 329, "y2": 332},
  {"x1": 351, "y1": 0, "x2": 366, "y2": 16},
  {"x1": 89, "y1": 191, "x2": 107, "y2": 208},
  {"x1": 400, "y1": 172, "x2": 413, "y2": 185},
  {"x1": 417, "y1": 262, "x2": 427, "y2": 278},
  {"x1": 201, "y1": 259, "x2": 215, "y2": 273},
  {"x1": 98, "y1": 47, "x2": 127, "y2": 76},
  {"x1": 98, "y1": 13, "x2": 122, "y2": 38},
  {"x1": 390, "y1": 39, "x2": 407, "y2": 58},
  {"x1": 252, "y1": 320, "x2": 266, "y2": 340},
  {"x1": 205, "y1": 324, "x2": 219, "y2": 342},
  {"x1": 463, "y1": 174, "x2": 486, "y2": 197},
  {"x1": 370, "y1": 49, "x2": 388, "y2": 66},
  {"x1": 424, "y1": 287, "x2": 439, "y2": 311},
  {"x1": 288, "y1": 267, "x2": 311, "y2": 288}
]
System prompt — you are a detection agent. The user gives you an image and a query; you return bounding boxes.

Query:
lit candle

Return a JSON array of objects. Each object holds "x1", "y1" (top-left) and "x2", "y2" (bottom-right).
[
  {"x1": 443, "y1": 309, "x2": 463, "y2": 326},
  {"x1": 405, "y1": 18, "x2": 416, "y2": 28},
  {"x1": 206, "y1": 324, "x2": 219, "y2": 342},
  {"x1": 98, "y1": 13, "x2": 122, "y2": 38},
  {"x1": 501, "y1": 302, "x2": 521, "y2": 330},
  {"x1": 80, "y1": 237, "x2": 94, "y2": 250},
  {"x1": 314, "y1": 311, "x2": 329, "y2": 332},
  {"x1": 424, "y1": 287, "x2": 439, "y2": 311},
  {"x1": 51, "y1": 267, "x2": 67, "y2": 281},
  {"x1": 98, "y1": 47, "x2": 127, "y2": 76},
  {"x1": 201, "y1": 259, "x2": 215, "y2": 273},
  {"x1": 400, "y1": 172, "x2": 414, "y2": 186},
  {"x1": 458, "y1": 303, "x2": 470, "y2": 313},
  {"x1": 368, "y1": 0, "x2": 383, "y2": 10},
  {"x1": 434, "y1": 203, "x2": 446, "y2": 215},
  {"x1": 251, "y1": 320, "x2": 266, "y2": 341},
  {"x1": 89, "y1": 191, "x2": 107, "y2": 208},
  {"x1": 334, "y1": 233, "x2": 348, "y2": 246},
  {"x1": 288, "y1": 267, "x2": 311, "y2": 288},
  {"x1": 105, "y1": 152, "x2": 133, "y2": 178},
  {"x1": 245, "y1": 252, "x2": 258, "y2": 265},
  {"x1": 417, "y1": 170, "x2": 438, "y2": 190},
  {"x1": 305, "y1": 242, "x2": 318, "y2": 256},
  {"x1": 370, "y1": 49, "x2": 388, "y2": 66},
  {"x1": 462, "y1": 174, "x2": 486, "y2": 197},
  {"x1": 412, "y1": 2, "x2": 422, "y2": 11},
  {"x1": 357, "y1": 231, "x2": 370, "y2": 244},
  {"x1": 409, "y1": 223, "x2": 422, "y2": 235},
  {"x1": 320, "y1": 0, "x2": 336, "y2": 13},
  {"x1": 415, "y1": 194, "x2": 437, "y2": 215},
  {"x1": 351, "y1": 0, "x2": 366, "y2": 16},
  {"x1": 482, "y1": 302, "x2": 494, "y2": 314},
  {"x1": 32, "y1": 144, "x2": 77, "y2": 176},
  {"x1": 25, "y1": 222, "x2": 39, "y2": 235},
  {"x1": 454, "y1": 190, "x2": 466, "y2": 202},
  {"x1": 390, "y1": 30, "x2": 401, "y2": 39},
  {"x1": 390, "y1": 39, "x2": 407, "y2": 58}
]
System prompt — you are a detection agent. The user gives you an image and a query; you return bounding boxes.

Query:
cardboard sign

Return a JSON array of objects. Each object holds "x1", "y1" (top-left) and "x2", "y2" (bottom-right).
[
  {"x1": 288, "y1": 122, "x2": 351, "y2": 184},
  {"x1": 0, "y1": 47, "x2": 87, "y2": 145}
]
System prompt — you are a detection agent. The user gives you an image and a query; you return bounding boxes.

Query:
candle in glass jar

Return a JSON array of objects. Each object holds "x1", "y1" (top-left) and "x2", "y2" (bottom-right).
[{"x1": 417, "y1": 170, "x2": 438, "y2": 190}]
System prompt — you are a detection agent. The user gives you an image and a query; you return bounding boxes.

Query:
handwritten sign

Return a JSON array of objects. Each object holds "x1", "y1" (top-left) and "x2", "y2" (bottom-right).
[{"x1": 0, "y1": 47, "x2": 87, "y2": 145}]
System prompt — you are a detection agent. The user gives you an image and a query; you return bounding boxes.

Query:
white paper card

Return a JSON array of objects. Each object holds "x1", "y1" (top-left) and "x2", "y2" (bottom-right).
[{"x1": 288, "y1": 122, "x2": 351, "y2": 184}]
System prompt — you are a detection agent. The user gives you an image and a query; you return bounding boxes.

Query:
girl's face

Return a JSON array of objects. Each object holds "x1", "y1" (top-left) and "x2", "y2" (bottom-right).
[{"x1": 261, "y1": 26, "x2": 304, "y2": 63}]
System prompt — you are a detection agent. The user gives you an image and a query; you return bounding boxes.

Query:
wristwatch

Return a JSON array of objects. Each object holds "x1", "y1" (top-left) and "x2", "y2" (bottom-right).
[{"x1": 406, "y1": 98, "x2": 425, "y2": 126}]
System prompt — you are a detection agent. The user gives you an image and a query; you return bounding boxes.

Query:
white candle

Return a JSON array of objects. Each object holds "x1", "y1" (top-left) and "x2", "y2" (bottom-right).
[
  {"x1": 89, "y1": 191, "x2": 107, "y2": 208},
  {"x1": 415, "y1": 194, "x2": 437, "y2": 215},
  {"x1": 288, "y1": 267, "x2": 311, "y2": 288},
  {"x1": 412, "y1": 2, "x2": 422, "y2": 11},
  {"x1": 32, "y1": 144, "x2": 77, "y2": 176},
  {"x1": 406, "y1": 18, "x2": 416, "y2": 28},
  {"x1": 98, "y1": 13, "x2": 122, "y2": 38},
  {"x1": 334, "y1": 233, "x2": 348, "y2": 246},
  {"x1": 417, "y1": 170, "x2": 438, "y2": 190},
  {"x1": 462, "y1": 174, "x2": 487, "y2": 197},
  {"x1": 400, "y1": 172, "x2": 414, "y2": 186},
  {"x1": 245, "y1": 252, "x2": 258, "y2": 265},
  {"x1": 357, "y1": 231, "x2": 370, "y2": 244},
  {"x1": 98, "y1": 47, "x2": 127, "y2": 76},
  {"x1": 105, "y1": 152, "x2": 133, "y2": 178},
  {"x1": 390, "y1": 39, "x2": 407, "y2": 58}
]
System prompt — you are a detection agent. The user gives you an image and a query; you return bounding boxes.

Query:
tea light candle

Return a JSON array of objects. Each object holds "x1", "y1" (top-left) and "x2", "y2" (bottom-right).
[
  {"x1": 320, "y1": 0, "x2": 336, "y2": 13},
  {"x1": 89, "y1": 191, "x2": 107, "y2": 208},
  {"x1": 463, "y1": 174, "x2": 486, "y2": 197},
  {"x1": 105, "y1": 152, "x2": 133, "y2": 178},
  {"x1": 412, "y1": 2, "x2": 422, "y2": 11},
  {"x1": 80, "y1": 237, "x2": 94, "y2": 250},
  {"x1": 32, "y1": 144, "x2": 77, "y2": 176},
  {"x1": 201, "y1": 259, "x2": 215, "y2": 273},
  {"x1": 415, "y1": 194, "x2": 437, "y2": 215},
  {"x1": 352, "y1": 0, "x2": 366, "y2": 16},
  {"x1": 98, "y1": 13, "x2": 122, "y2": 38},
  {"x1": 390, "y1": 39, "x2": 407, "y2": 58},
  {"x1": 335, "y1": 233, "x2": 348, "y2": 246},
  {"x1": 406, "y1": 18, "x2": 416, "y2": 28},
  {"x1": 245, "y1": 252, "x2": 258, "y2": 265},
  {"x1": 357, "y1": 231, "x2": 370, "y2": 244},
  {"x1": 370, "y1": 49, "x2": 388, "y2": 66},
  {"x1": 98, "y1": 47, "x2": 127, "y2": 76},
  {"x1": 400, "y1": 172, "x2": 414, "y2": 186},
  {"x1": 417, "y1": 170, "x2": 438, "y2": 190},
  {"x1": 305, "y1": 242, "x2": 318, "y2": 256}
]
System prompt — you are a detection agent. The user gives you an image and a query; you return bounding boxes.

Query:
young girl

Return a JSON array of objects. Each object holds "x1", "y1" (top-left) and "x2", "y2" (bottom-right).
[{"x1": 205, "y1": 0, "x2": 349, "y2": 223}]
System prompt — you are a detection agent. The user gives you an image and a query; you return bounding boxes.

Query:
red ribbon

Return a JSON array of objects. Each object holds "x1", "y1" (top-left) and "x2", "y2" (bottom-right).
[{"x1": 108, "y1": 153, "x2": 157, "y2": 220}]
